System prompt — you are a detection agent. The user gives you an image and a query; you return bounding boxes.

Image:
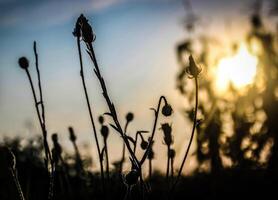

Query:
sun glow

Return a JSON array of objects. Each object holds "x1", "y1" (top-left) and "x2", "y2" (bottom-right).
[{"x1": 215, "y1": 44, "x2": 258, "y2": 93}]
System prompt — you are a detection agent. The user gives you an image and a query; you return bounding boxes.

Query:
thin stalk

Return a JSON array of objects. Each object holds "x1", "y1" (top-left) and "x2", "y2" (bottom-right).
[
  {"x1": 33, "y1": 41, "x2": 45, "y2": 124},
  {"x1": 104, "y1": 138, "x2": 110, "y2": 178},
  {"x1": 25, "y1": 69, "x2": 54, "y2": 200},
  {"x1": 76, "y1": 37, "x2": 105, "y2": 187},
  {"x1": 10, "y1": 169, "x2": 25, "y2": 200},
  {"x1": 148, "y1": 159, "x2": 152, "y2": 179},
  {"x1": 120, "y1": 121, "x2": 129, "y2": 173},
  {"x1": 123, "y1": 185, "x2": 131, "y2": 200},
  {"x1": 170, "y1": 157, "x2": 174, "y2": 179},
  {"x1": 170, "y1": 77, "x2": 198, "y2": 195},
  {"x1": 166, "y1": 146, "x2": 170, "y2": 181},
  {"x1": 32, "y1": 42, "x2": 55, "y2": 200}
]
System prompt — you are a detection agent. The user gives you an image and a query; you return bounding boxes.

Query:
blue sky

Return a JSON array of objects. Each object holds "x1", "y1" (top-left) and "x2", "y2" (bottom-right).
[{"x1": 0, "y1": 0, "x2": 262, "y2": 172}]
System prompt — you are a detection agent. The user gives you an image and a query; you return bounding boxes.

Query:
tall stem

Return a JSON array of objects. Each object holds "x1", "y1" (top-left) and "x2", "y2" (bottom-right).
[
  {"x1": 76, "y1": 38, "x2": 105, "y2": 187},
  {"x1": 170, "y1": 77, "x2": 198, "y2": 195}
]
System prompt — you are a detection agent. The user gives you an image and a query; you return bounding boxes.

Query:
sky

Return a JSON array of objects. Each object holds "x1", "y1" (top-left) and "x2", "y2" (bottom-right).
[{"x1": 0, "y1": 0, "x2": 269, "y2": 173}]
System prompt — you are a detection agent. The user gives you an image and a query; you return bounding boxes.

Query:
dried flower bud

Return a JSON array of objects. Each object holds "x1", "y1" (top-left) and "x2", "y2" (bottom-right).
[
  {"x1": 101, "y1": 125, "x2": 109, "y2": 139},
  {"x1": 98, "y1": 116, "x2": 104, "y2": 124},
  {"x1": 124, "y1": 170, "x2": 139, "y2": 186},
  {"x1": 161, "y1": 123, "x2": 172, "y2": 146},
  {"x1": 68, "y1": 127, "x2": 76, "y2": 142},
  {"x1": 186, "y1": 55, "x2": 201, "y2": 78},
  {"x1": 126, "y1": 112, "x2": 134, "y2": 122},
  {"x1": 162, "y1": 104, "x2": 173, "y2": 117},
  {"x1": 18, "y1": 57, "x2": 29, "y2": 69},
  {"x1": 140, "y1": 140, "x2": 148, "y2": 150},
  {"x1": 77, "y1": 14, "x2": 95, "y2": 43}
]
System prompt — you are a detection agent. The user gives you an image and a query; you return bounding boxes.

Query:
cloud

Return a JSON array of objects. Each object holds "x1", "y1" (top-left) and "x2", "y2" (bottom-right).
[{"x1": 0, "y1": 0, "x2": 123, "y2": 28}]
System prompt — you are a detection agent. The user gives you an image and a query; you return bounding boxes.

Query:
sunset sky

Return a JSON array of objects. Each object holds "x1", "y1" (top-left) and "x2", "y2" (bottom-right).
[{"x1": 0, "y1": 0, "x2": 272, "y2": 172}]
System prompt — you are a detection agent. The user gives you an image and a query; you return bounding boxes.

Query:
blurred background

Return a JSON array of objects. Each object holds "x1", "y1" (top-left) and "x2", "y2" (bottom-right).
[{"x1": 0, "y1": 0, "x2": 278, "y2": 178}]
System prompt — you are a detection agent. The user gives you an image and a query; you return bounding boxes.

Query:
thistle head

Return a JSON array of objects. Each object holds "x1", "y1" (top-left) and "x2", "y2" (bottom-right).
[
  {"x1": 162, "y1": 103, "x2": 173, "y2": 117},
  {"x1": 18, "y1": 57, "x2": 29, "y2": 69},
  {"x1": 126, "y1": 112, "x2": 134, "y2": 123},
  {"x1": 186, "y1": 55, "x2": 201, "y2": 78}
]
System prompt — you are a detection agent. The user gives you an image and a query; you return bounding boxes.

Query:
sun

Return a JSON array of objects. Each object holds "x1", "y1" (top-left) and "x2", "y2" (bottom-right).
[{"x1": 215, "y1": 44, "x2": 258, "y2": 94}]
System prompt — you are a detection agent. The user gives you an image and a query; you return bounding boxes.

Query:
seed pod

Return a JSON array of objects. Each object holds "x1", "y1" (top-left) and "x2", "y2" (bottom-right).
[
  {"x1": 126, "y1": 112, "x2": 134, "y2": 122},
  {"x1": 124, "y1": 170, "x2": 139, "y2": 186},
  {"x1": 101, "y1": 125, "x2": 109, "y2": 139},
  {"x1": 162, "y1": 104, "x2": 173, "y2": 117},
  {"x1": 18, "y1": 57, "x2": 29, "y2": 69},
  {"x1": 68, "y1": 127, "x2": 76, "y2": 142},
  {"x1": 140, "y1": 140, "x2": 148, "y2": 150}
]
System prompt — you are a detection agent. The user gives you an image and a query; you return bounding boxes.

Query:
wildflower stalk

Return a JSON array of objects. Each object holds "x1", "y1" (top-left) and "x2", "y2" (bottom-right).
[
  {"x1": 75, "y1": 36, "x2": 105, "y2": 187},
  {"x1": 170, "y1": 76, "x2": 199, "y2": 195}
]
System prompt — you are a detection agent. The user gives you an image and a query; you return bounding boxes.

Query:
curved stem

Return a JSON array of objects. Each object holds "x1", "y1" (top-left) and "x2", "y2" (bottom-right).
[
  {"x1": 140, "y1": 96, "x2": 167, "y2": 165},
  {"x1": 170, "y1": 77, "x2": 198, "y2": 195},
  {"x1": 76, "y1": 38, "x2": 105, "y2": 187}
]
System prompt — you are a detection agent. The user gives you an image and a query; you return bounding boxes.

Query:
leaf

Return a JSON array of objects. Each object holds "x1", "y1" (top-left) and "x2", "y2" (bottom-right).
[
  {"x1": 109, "y1": 123, "x2": 120, "y2": 133},
  {"x1": 137, "y1": 130, "x2": 149, "y2": 134},
  {"x1": 103, "y1": 112, "x2": 113, "y2": 117},
  {"x1": 125, "y1": 136, "x2": 136, "y2": 145}
]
